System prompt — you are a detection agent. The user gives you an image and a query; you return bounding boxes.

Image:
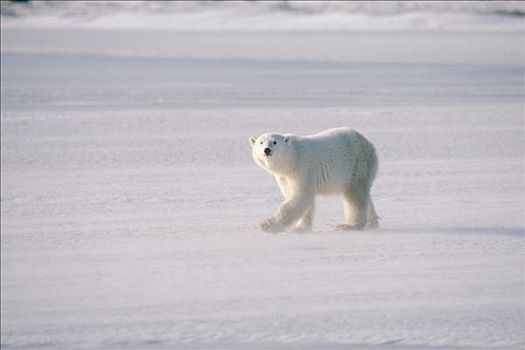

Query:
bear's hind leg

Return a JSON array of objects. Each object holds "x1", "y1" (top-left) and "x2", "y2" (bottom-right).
[
  {"x1": 366, "y1": 199, "x2": 379, "y2": 229},
  {"x1": 291, "y1": 203, "x2": 315, "y2": 233},
  {"x1": 336, "y1": 184, "x2": 369, "y2": 231}
]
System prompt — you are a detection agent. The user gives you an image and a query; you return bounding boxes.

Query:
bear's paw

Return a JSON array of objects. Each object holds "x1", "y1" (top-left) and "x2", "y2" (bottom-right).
[{"x1": 260, "y1": 218, "x2": 285, "y2": 233}]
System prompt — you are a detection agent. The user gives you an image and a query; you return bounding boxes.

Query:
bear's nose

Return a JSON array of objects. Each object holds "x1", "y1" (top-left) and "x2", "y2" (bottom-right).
[{"x1": 264, "y1": 147, "x2": 271, "y2": 155}]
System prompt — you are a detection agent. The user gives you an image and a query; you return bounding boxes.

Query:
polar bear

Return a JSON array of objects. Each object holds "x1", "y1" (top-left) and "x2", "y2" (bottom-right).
[{"x1": 249, "y1": 127, "x2": 378, "y2": 233}]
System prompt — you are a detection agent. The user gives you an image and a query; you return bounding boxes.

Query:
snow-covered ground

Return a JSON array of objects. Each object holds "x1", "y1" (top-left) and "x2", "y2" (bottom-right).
[
  {"x1": 1, "y1": 2, "x2": 524, "y2": 349},
  {"x1": 1, "y1": 0, "x2": 524, "y2": 32}
]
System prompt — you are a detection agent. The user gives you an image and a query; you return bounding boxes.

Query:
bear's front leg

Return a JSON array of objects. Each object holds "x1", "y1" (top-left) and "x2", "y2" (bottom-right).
[
  {"x1": 291, "y1": 203, "x2": 315, "y2": 233},
  {"x1": 261, "y1": 184, "x2": 315, "y2": 233}
]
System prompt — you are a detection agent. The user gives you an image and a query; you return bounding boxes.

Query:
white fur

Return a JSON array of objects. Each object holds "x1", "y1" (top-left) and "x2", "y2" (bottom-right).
[{"x1": 249, "y1": 127, "x2": 378, "y2": 233}]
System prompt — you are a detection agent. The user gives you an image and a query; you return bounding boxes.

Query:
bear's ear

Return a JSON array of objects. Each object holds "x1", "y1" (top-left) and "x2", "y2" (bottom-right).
[
  {"x1": 249, "y1": 136, "x2": 256, "y2": 147},
  {"x1": 284, "y1": 135, "x2": 292, "y2": 144}
]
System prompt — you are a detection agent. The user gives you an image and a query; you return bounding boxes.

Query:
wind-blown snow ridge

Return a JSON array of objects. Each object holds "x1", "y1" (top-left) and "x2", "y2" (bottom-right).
[{"x1": 1, "y1": 0, "x2": 524, "y2": 32}]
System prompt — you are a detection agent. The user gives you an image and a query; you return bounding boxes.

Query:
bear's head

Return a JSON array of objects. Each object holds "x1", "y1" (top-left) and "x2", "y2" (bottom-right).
[{"x1": 249, "y1": 133, "x2": 294, "y2": 174}]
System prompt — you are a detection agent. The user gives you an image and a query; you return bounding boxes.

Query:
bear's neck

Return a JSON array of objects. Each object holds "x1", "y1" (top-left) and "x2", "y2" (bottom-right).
[{"x1": 267, "y1": 157, "x2": 300, "y2": 177}]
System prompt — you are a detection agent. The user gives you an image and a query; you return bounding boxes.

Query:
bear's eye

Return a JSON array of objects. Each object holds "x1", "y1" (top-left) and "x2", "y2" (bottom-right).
[
  {"x1": 260, "y1": 141, "x2": 263, "y2": 145},
  {"x1": 273, "y1": 141, "x2": 277, "y2": 145}
]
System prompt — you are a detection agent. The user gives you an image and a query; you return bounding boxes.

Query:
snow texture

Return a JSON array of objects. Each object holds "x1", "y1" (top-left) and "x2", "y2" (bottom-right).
[{"x1": 1, "y1": 3, "x2": 524, "y2": 350}]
